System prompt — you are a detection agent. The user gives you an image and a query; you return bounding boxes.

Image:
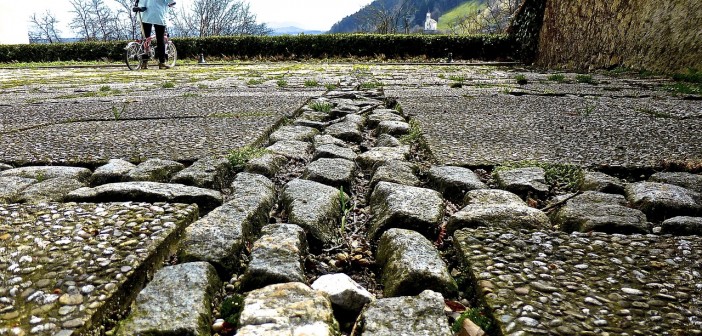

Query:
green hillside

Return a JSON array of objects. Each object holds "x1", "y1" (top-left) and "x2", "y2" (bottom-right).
[{"x1": 437, "y1": 0, "x2": 486, "y2": 30}]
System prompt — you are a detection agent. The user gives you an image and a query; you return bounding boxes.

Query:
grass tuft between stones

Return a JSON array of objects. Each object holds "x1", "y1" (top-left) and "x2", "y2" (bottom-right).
[
  {"x1": 451, "y1": 305, "x2": 495, "y2": 334},
  {"x1": 227, "y1": 146, "x2": 270, "y2": 171},
  {"x1": 220, "y1": 294, "x2": 244, "y2": 327},
  {"x1": 494, "y1": 160, "x2": 585, "y2": 193}
]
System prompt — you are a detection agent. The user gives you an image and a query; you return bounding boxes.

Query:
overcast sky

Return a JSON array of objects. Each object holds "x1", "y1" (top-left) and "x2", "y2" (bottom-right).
[{"x1": 0, "y1": 0, "x2": 374, "y2": 42}]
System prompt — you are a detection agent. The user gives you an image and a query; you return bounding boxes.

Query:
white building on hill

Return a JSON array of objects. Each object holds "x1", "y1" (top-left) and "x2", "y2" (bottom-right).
[
  {"x1": 0, "y1": 3, "x2": 29, "y2": 44},
  {"x1": 425, "y1": 12, "x2": 437, "y2": 32}
]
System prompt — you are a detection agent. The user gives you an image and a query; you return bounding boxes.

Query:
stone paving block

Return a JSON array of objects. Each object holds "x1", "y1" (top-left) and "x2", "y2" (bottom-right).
[
  {"x1": 236, "y1": 282, "x2": 339, "y2": 336},
  {"x1": 375, "y1": 133, "x2": 401, "y2": 147},
  {"x1": 89, "y1": 159, "x2": 136, "y2": 186},
  {"x1": 625, "y1": 182, "x2": 702, "y2": 221},
  {"x1": 180, "y1": 172, "x2": 276, "y2": 275},
  {"x1": 370, "y1": 160, "x2": 420, "y2": 190},
  {"x1": 581, "y1": 171, "x2": 626, "y2": 194},
  {"x1": 0, "y1": 163, "x2": 12, "y2": 171},
  {"x1": 0, "y1": 176, "x2": 36, "y2": 203},
  {"x1": 171, "y1": 156, "x2": 234, "y2": 190},
  {"x1": 428, "y1": 166, "x2": 488, "y2": 202},
  {"x1": 281, "y1": 178, "x2": 347, "y2": 245},
  {"x1": 294, "y1": 118, "x2": 327, "y2": 130},
  {"x1": 377, "y1": 229, "x2": 457, "y2": 297},
  {"x1": 115, "y1": 262, "x2": 220, "y2": 336},
  {"x1": 311, "y1": 273, "x2": 375, "y2": 314},
  {"x1": 314, "y1": 134, "x2": 348, "y2": 148},
  {"x1": 345, "y1": 114, "x2": 366, "y2": 127},
  {"x1": 368, "y1": 182, "x2": 444, "y2": 240},
  {"x1": 649, "y1": 171, "x2": 702, "y2": 193},
  {"x1": 304, "y1": 158, "x2": 356, "y2": 190},
  {"x1": 356, "y1": 146, "x2": 410, "y2": 170},
  {"x1": 266, "y1": 140, "x2": 314, "y2": 160},
  {"x1": 660, "y1": 216, "x2": 702, "y2": 235},
  {"x1": 367, "y1": 110, "x2": 405, "y2": 128},
  {"x1": 244, "y1": 153, "x2": 287, "y2": 177},
  {"x1": 66, "y1": 181, "x2": 223, "y2": 213},
  {"x1": 240, "y1": 224, "x2": 307, "y2": 291},
  {"x1": 376, "y1": 120, "x2": 410, "y2": 137},
  {"x1": 0, "y1": 202, "x2": 198, "y2": 336},
  {"x1": 313, "y1": 144, "x2": 358, "y2": 161},
  {"x1": 0, "y1": 166, "x2": 92, "y2": 183},
  {"x1": 448, "y1": 203, "x2": 551, "y2": 234},
  {"x1": 127, "y1": 158, "x2": 185, "y2": 182},
  {"x1": 325, "y1": 121, "x2": 363, "y2": 143},
  {"x1": 551, "y1": 191, "x2": 649, "y2": 234},
  {"x1": 495, "y1": 167, "x2": 549, "y2": 196},
  {"x1": 353, "y1": 290, "x2": 452, "y2": 336},
  {"x1": 17, "y1": 177, "x2": 86, "y2": 203},
  {"x1": 454, "y1": 227, "x2": 702, "y2": 336},
  {"x1": 269, "y1": 125, "x2": 320, "y2": 145},
  {"x1": 462, "y1": 189, "x2": 525, "y2": 206}
]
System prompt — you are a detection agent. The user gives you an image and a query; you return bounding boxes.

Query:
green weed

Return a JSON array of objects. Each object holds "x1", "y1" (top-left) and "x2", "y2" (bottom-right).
[
  {"x1": 338, "y1": 186, "x2": 351, "y2": 235},
  {"x1": 672, "y1": 68, "x2": 702, "y2": 83},
  {"x1": 548, "y1": 74, "x2": 565, "y2": 82},
  {"x1": 99, "y1": 85, "x2": 111, "y2": 92},
  {"x1": 304, "y1": 79, "x2": 319, "y2": 87},
  {"x1": 309, "y1": 101, "x2": 332, "y2": 112},
  {"x1": 161, "y1": 81, "x2": 175, "y2": 89},
  {"x1": 276, "y1": 79, "x2": 288, "y2": 87},
  {"x1": 666, "y1": 82, "x2": 702, "y2": 95},
  {"x1": 575, "y1": 74, "x2": 596, "y2": 84},
  {"x1": 494, "y1": 161, "x2": 585, "y2": 192},
  {"x1": 247, "y1": 78, "x2": 265, "y2": 86},
  {"x1": 448, "y1": 74, "x2": 466, "y2": 82},
  {"x1": 324, "y1": 83, "x2": 338, "y2": 90},
  {"x1": 227, "y1": 146, "x2": 270, "y2": 170},
  {"x1": 220, "y1": 294, "x2": 244, "y2": 326},
  {"x1": 515, "y1": 74, "x2": 528, "y2": 85},
  {"x1": 452, "y1": 306, "x2": 495, "y2": 334},
  {"x1": 399, "y1": 119, "x2": 422, "y2": 145},
  {"x1": 637, "y1": 108, "x2": 673, "y2": 118},
  {"x1": 360, "y1": 82, "x2": 382, "y2": 89}
]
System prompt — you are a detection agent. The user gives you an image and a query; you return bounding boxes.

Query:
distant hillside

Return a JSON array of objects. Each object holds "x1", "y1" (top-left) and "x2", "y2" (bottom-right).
[
  {"x1": 437, "y1": 0, "x2": 486, "y2": 30},
  {"x1": 329, "y1": 0, "x2": 468, "y2": 33},
  {"x1": 270, "y1": 27, "x2": 324, "y2": 36}
]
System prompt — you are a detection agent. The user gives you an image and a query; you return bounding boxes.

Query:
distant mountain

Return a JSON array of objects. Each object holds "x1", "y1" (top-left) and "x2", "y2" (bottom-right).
[
  {"x1": 270, "y1": 26, "x2": 324, "y2": 36},
  {"x1": 329, "y1": 0, "x2": 474, "y2": 33}
]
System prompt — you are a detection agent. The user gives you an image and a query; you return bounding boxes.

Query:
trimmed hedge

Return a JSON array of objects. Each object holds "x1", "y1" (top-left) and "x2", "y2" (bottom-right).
[{"x1": 0, "y1": 34, "x2": 514, "y2": 63}]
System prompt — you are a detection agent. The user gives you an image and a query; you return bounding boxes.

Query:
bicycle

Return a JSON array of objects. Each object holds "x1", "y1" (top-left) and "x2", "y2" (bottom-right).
[{"x1": 124, "y1": 4, "x2": 177, "y2": 70}]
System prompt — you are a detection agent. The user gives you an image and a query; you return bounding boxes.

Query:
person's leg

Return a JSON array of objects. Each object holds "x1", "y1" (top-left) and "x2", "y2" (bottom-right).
[
  {"x1": 154, "y1": 24, "x2": 166, "y2": 64},
  {"x1": 141, "y1": 22, "x2": 153, "y2": 68}
]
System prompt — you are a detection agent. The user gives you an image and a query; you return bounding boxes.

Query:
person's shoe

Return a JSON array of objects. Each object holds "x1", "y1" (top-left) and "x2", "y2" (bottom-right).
[
  {"x1": 140, "y1": 60, "x2": 148, "y2": 69},
  {"x1": 159, "y1": 63, "x2": 171, "y2": 69}
]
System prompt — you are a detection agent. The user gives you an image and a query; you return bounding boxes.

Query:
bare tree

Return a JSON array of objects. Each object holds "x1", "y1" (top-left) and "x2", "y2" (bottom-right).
[
  {"x1": 69, "y1": 0, "x2": 121, "y2": 41},
  {"x1": 29, "y1": 11, "x2": 63, "y2": 43},
  {"x1": 358, "y1": 0, "x2": 416, "y2": 34},
  {"x1": 449, "y1": 0, "x2": 521, "y2": 34},
  {"x1": 169, "y1": 0, "x2": 270, "y2": 37},
  {"x1": 113, "y1": 0, "x2": 140, "y2": 39}
]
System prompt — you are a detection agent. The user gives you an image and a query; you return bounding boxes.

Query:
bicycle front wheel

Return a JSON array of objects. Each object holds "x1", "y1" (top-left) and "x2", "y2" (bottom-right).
[
  {"x1": 165, "y1": 40, "x2": 177, "y2": 68},
  {"x1": 124, "y1": 42, "x2": 142, "y2": 70}
]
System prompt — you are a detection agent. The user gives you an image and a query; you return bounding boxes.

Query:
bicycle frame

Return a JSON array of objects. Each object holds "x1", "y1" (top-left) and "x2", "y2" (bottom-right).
[{"x1": 124, "y1": 2, "x2": 177, "y2": 70}]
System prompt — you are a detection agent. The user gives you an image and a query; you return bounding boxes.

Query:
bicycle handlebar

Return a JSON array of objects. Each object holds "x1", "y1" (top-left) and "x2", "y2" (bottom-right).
[{"x1": 133, "y1": 6, "x2": 147, "y2": 12}]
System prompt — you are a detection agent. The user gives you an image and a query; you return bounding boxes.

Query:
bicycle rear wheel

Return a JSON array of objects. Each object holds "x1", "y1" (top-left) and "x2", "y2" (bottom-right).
[
  {"x1": 124, "y1": 42, "x2": 142, "y2": 70},
  {"x1": 165, "y1": 40, "x2": 177, "y2": 68}
]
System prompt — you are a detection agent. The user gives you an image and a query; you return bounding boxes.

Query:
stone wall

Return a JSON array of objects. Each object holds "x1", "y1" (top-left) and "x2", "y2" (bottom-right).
[{"x1": 535, "y1": 0, "x2": 702, "y2": 73}]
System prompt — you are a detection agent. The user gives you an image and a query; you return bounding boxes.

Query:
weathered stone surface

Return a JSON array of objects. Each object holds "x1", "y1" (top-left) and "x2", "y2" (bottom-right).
[
  {"x1": 495, "y1": 167, "x2": 549, "y2": 196},
  {"x1": 370, "y1": 160, "x2": 420, "y2": 190},
  {"x1": 17, "y1": 177, "x2": 86, "y2": 203},
  {"x1": 304, "y1": 158, "x2": 356, "y2": 190},
  {"x1": 377, "y1": 229, "x2": 457, "y2": 297},
  {"x1": 454, "y1": 227, "x2": 702, "y2": 336},
  {"x1": 300, "y1": 110, "x2": 330, "y2": 122},
  {"x1": 180, "y1": 173, "x2": 276, "y2": 275},
  {"x1": 463, "y1": 189, "x2": 525, "y2": 206},
  {"x1": 171, "y1": 156, "x2": 233, "y2": 190},
  {"x1": 625, "y1": 182, "x2": 701, "y2": 221},
  {"x1": 266, "y1": 140, "x2": 313, "y2": 160},
  {"x1": 116, "y1": 262, "x2": 220, "y2": 336},
  {"x1": 345, "y1": 114, "x2": 365, "y2": 127},
  {"x1": 66, "y1": 181, "x2": 223, "y2": 213},
  {"x1": 649, "y1": 172, "x2": 702, "y2": 193},
  {"x1": 0, "y1": 166, "x2": 92, "y2": 183},
  {"x1": 428, "y1": 166, "x2": 488, "y2": 201},
  {"x1": 314, "y1": 134, "x2": 348, "y2": 148},
  {"x1": 0, "y1": 176, "x2": 37, "y2": 203},
  {"x1": 581, "y1": 171, "x2": 626, "y2": 194},
  {"x1": 375, "y1": 134, "x2": 402, "y2": 147},
  {"x1": 552, "y1": 191, "x2": 649, "y2": 234},
  {"x1": 269, "y1": 125, "x2": 320, "y2": 145},
  {"x1": 325, "y1": 121, "x2": 363, "y2": 143},
  {"x1": 294, "y1": 118, "x2": 327, "y2": 130},
  {"x1": 311, "y1": 273, "x2": 374, "y2": 314},
  {"x1": 0, "y1": 163, "x2": 12, "y2": 171},
  {"x1": 660, "y1": 216, "x2": 702, "y2": 236},
  {"x1": 367, "y1": 110, "x2": 405, "y2": 128},
  {"x1": 241, "y1": 224, "x2": 307, "y2": 290},
  {"x1": 354, "y1": 290, "x2": 451, "y2": 336},
  {"x1": 368, "y1": 182, "x2": 444, "y2": 240},
  {"x1": 376, "y1": 120, "x2": 410, "y2": 137},
  {"x1": 244, "y1": 153, "x2": 288, "y2": 177},
  {"x1": 448, "y1": 203, "x2": 551, "y2": 234},
  {"x1": 237, "y1": 282, "x2": 339, "y2": 336},
  {"x1": 356, "y1": 146, "x2": 410, "y2": 170},
  {"x1": 281, "y1": 179, "x2": 346, "y2": 245},
  {"x1": 127, "y1": 158, "x2": 185, "y2": 182},
  {"x1": 330, "y1": 104, "x2": 361, "y2": 118},
  {"x1": 90, "y1": 159, "x2": 136, "y2": 185},
  {"x1": 314, "y1": 144, "x2": 358, "y2": 161}
]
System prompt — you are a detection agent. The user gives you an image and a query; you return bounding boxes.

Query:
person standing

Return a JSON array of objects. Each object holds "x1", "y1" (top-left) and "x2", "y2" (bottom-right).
[{"x1": 134, "y1": 0, "x2": 175, "y2": 69}]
